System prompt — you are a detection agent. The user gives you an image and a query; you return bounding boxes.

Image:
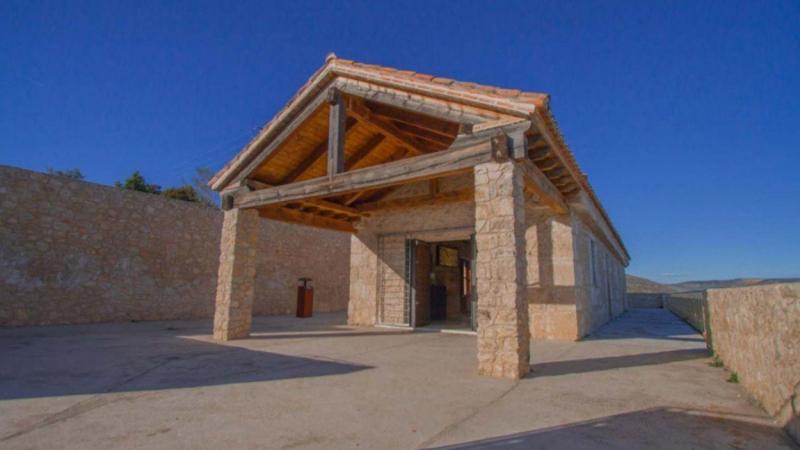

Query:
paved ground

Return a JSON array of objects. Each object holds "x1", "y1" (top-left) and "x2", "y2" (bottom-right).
[{"x1": 0, "y1": 309, "x2": 795, "y2": 449}]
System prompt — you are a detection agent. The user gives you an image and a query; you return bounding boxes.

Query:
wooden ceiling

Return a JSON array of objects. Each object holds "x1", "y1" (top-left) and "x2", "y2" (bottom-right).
[
  {"x1": 250, "y1": 96, "x2": 460, "y2": 187},
  {"x1": 247, "y1": 95, "x2": 464, "y2": 232},
  {"x1": 245, "y1": 93, "x2": 583, "y2": 234}
]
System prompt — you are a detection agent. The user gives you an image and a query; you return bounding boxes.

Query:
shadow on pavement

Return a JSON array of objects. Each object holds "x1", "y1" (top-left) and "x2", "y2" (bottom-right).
[
  {"x1": 0, "y1": 326, "x2": 370, "y2": 400},
  {"x1": 530, "y1": 348, "x2": 709, "y2": 377},
  {"x1": 425, "y1": 407, "x2": 797, "y2": 450}
]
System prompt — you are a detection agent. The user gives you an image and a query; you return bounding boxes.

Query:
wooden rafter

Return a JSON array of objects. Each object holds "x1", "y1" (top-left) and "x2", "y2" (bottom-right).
[
  {"x1": 530, "y1": 146, "x2": 552, "y2": 161},
  {"x1": 366, "y1": 102, "x2": 459, "y2": 139},
  {"x1": 246, "y1": 179, "x2": 361, "y2": 219},
  {"x1": 227, "y1": 86, "x2": 332, "y2": 189},
  {"x1": 344, "y1": 190, "x2": 369, "y2": 206},
  {"x1": 345, "y1": 97, "x2": 427, "y2": 156},
  {"x1": 518, "y1": 160, "x2": 568, "y2": 215},
  {"x1": 345, "y1": 134, "x2": 386, "y2": 171},
  {"x1": 537, "y1": 157, "x2": 560, "y2": 171},
  {"x1": 280, "y1": 117, "x2": 358, "y2": 184},
  {"x1": 235, "y1": 133, "x2": 497, "y2": 209},
  {"x1": 391, "y1": 122, "x2": 453, "y2": 148}
]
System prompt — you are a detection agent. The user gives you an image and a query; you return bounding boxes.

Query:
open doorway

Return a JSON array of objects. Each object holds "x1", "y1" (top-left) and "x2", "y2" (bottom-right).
[{"x1": 406, "y1": 238, "x2": 475, "y2": 332}]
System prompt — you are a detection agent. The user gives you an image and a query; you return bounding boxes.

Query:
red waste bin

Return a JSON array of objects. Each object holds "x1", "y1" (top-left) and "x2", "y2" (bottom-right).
[{"x1": 296, "y1": 278, "x2": 314, "y2": 318}]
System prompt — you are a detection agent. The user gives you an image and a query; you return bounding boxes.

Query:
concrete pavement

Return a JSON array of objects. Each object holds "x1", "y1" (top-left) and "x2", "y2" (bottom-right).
[{"x1": 0, "y1": 309, "x2": 795, "y2": 449}]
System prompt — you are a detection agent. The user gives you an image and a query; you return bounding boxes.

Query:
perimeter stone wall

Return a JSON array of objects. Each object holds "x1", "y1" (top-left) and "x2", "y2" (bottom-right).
[
  {"x1": 664, "y1": 291, "x2": 706, "y2": 333},
  {"x1": 0, "y1": 165, "x2": 350, "y2": 327},
  {"x1": 705, "y1": 283, "x2": 800, "y2": 443}
]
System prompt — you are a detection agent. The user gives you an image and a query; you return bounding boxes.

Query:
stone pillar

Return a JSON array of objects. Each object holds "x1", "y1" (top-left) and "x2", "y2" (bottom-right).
[
  {"x1": 347, "y1": 227, "x2": 379, "y2": 326},
  {"x1": 474, "y1": 160, "x2": 530, "y2": 379},
  {"x1": 213, "y1": 208, "x2": 259, "y2": 341}
]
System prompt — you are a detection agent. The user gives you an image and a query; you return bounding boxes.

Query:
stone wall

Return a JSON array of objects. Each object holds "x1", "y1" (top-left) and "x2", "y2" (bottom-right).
[
  {"x1": 705, "y1": 283, "x2": 800, "y2": 443},
  {"x1": 664, "y1": 291, "x2": 706, "y2": 333},
  {"x1": 0, "y1": 165, "x2": 350, "y2": 327},
  {"x1": 525, "y1": 206, "x2": 626, "y2": 340},
  {"x1": 349, "y1": 175, "x2": 477, "y2": 326},
  {"x1": 377, "y1": 235, "x2": 408, "y2": 324},
  {"x1": 571, "y1": 212, "x2": 627, "y2": 337},
  {"x1": 627, "y1": 293, "x2": 665, "y2": 309},
  {"x1": 347, "y1": 172, "x2": 628, "y2": 341}
]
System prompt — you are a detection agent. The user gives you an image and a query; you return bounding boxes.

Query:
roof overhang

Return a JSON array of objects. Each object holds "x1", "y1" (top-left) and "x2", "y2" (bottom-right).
[{"x1": 210, "y1": 55, "x2": 630, "y2": 264}]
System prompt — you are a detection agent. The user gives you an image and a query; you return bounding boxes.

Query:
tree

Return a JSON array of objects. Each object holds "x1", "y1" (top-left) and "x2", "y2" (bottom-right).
[
  {"x1": 115, "y1": 170, "x2": 161, "y2": 194},
  {"x1": 162, "y1": 185, "x2": 203, "y2": 203},
  {"x1": 47, "y1": 168, "x2": 84, "y2": 180},
  {"x1": 190, "y1": 167, "x2": 218, "y2": 206}
]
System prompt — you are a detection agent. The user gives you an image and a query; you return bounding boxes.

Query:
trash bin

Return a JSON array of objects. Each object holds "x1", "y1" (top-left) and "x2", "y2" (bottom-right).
[{"x1": 296, "y1": 278, "x2": 314, "y2": 318}]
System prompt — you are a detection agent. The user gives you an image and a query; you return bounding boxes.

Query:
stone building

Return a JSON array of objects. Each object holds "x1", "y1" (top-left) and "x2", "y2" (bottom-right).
[{"x1": 209, "y1": 55, "x2": 630, "y2": 379}]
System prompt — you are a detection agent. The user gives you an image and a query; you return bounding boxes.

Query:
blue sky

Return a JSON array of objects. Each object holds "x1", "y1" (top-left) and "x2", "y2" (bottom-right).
[{"x1": 1, "y1": 1, "x2": 798, "y2": 283}]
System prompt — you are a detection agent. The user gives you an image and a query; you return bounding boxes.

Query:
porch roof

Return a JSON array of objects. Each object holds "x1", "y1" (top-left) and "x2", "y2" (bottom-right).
[{"x1": 209, "y1": 54, "x2": 630, "y2": 263}]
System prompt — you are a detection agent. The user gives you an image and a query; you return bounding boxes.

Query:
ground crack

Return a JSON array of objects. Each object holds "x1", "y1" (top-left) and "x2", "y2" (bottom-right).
[{"x1": 415, "y1": 378, "x2": 522, "y2": 449}]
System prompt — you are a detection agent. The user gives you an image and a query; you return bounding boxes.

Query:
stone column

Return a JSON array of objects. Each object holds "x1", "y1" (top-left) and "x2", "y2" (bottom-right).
[
  {"x1": 213, "y1": 208, "x2": 259, "y2": 341},
  {"x1": 474, "y1": 160, "x2": 530, "y2": 379},
  {"x1": 347, "y1": 227, "x2": 379, "y2": 326}
]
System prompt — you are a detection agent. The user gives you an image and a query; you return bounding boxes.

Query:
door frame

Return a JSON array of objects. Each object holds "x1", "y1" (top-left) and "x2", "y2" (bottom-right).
[{"x1": 404, "y1": 238, "x2": 418, "y2": 328}]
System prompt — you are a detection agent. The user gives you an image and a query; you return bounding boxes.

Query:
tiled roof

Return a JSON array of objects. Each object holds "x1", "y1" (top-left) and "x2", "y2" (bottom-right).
[
  {"x1": 330, "y1": 56, "x2": 550, "y2": 112},
  {"x1": 209, "y1": 54, "x2": 550, "y2": 190},
  {"x1": 210, "y1": 54, "x2": 629, "y2": 261}
]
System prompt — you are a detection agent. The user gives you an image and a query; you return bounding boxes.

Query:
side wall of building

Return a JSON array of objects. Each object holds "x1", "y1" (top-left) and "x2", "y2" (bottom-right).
[
  {"x1": 347, "y1": 172, "x2": 627, "y2": 339},
  {"x1": 525, "y1": 205, "x2": 626, "y2": 341},
  {"x1": 571, "y1": 213, "x2": 627, "y2": 337},
  {"x1": 0, "y1": 165, "x2": 350, "y2": 327}
]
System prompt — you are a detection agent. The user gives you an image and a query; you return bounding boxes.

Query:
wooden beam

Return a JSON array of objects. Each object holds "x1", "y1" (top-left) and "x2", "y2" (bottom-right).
[
  {"x1": 235, "y1": 133, "x2": 497, "y2": 209},
  {"x1": 259, "y1": 206, "x2": 355, "y2": 233},
  {"x1": 393, "y1": 130, "x2": 450, "y2": 150},
  {"x1": 429, "y1": 178, "x2": 439, "y2": 195},
  {"x1": 530, "y1": 146, "x2": 552, "y2": 161},
  {"x1": 537, "y1": 157, "x2": 560, "y2": 171},
  {"x1": 507, "y1": 127, "x2": 528, "y2": 161},
  {"x1": 543, "y1": 167, "x2": 566, "y2": 178},
  {"x1": 358, "y1": 188, "x2": 473, "y2": 213},
  {"x1": 344, "y1": 190, "x2": 369, "y2": 206},
  {"x1": 226, "y1": 86, "x2": 332, "y2": 189},
  {"x1": 245, "y1": 179, "x2": 361, "y2": 218},
  {"x1": 335, "y1": 77, "x2": 499, "y2": 125},
  {"x1": 518, "y1": 160, "x2": 568, "y2": 215},
  {"x1": 367, "y1": 104, "x2": 459, "y2": 139},
  {"x1": 345, "y1": 134, "x2": 386, "y2": 170},
  {"x1": 346, "y1": 97, "x2": 427, "y2": 155},
  {"x1": 280, "y1": 117, "x2": 358, "y2": 184},
  {"x1": 327, "y1": 89, "x2": 347, "y2": 178},
  {"x1": 391, "y1": 122, "x2": 454, "y2": 147}
]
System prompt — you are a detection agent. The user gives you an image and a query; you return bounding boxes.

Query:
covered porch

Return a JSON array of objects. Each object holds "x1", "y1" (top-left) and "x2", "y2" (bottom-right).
[{"x1": 208, "y1": 55, "x2": 629, "y2": 379}]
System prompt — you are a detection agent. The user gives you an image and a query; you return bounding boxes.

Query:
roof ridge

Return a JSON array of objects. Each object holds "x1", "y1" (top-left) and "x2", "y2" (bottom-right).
[{"x1": 329, "y1": 56, "x2": 550, "y2": 109}]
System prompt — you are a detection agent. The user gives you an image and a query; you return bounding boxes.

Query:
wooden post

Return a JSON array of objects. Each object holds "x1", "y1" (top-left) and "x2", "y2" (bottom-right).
[{"x1": 327, "y1": 88, "x2": 346, "y2": 179}]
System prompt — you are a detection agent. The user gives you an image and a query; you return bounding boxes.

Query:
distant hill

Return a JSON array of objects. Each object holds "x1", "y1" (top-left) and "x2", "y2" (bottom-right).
[
  {"x1": 625, "y1": 275, "x2": 680, "y2": 294},
  {"x1": 626, "y1": 275, "x2": 800, "y2": 294}
]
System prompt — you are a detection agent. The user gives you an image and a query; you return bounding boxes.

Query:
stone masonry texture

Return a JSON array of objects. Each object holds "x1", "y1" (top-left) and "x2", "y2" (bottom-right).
[
  {"x1": 0, "y1": 165, "x2": 350, "y2": 327},
  {"x1": 473, "y1": 161, "x2": 530, "y2": 379},
  {"x1": 706, "y1": 283, "x2": 800, "y2": 443},
  {"x1": 346, "y1": 173, "x2": 626, "y2": 342},
  {"x1": 213, "y1": 208, "x2": 259, "y2": 340}
]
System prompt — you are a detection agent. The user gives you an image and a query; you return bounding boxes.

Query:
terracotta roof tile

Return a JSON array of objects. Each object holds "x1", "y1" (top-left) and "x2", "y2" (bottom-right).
[{"x1": 208, "y1": 55, "x2": 627, "y2": 259}]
